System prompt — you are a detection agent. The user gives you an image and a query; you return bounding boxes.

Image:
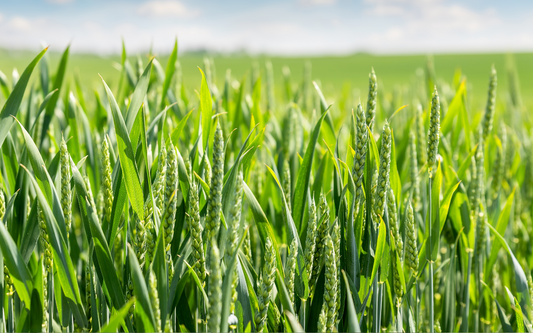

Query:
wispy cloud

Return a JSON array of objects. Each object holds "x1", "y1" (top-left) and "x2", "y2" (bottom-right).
[
  {"x1": 9, "y1": 16, "x2": 33, "y2": 31},
  {"x1": 137, "y1": 0, "x2": 200, "y2": 18},
  {"x1": 364, "y1": 0, "x2": 500, "y2": 32},
  {"x1": 359, "y1": 0, "x2": 504, "y2": 53}
]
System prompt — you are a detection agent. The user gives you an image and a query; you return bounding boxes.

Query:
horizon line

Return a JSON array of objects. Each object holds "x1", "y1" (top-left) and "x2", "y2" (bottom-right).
[{"x1": 2, "y1": 45, "x2": 533, "y2": 59}]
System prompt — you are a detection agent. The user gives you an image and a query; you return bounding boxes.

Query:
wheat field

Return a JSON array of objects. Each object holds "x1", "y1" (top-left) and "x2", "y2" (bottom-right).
[{"x1": 0, "y1": 41, "x2": 532, "y2": 333}]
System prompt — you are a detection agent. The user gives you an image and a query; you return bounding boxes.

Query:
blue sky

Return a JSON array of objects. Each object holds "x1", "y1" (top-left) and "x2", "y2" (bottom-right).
[{"x1": 0, "y1": 0, "x2": 532, "y2": 55}]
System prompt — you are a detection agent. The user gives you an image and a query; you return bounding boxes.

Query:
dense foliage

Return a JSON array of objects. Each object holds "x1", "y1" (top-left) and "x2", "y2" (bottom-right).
[{"x1": 0, "y1": 41, "x2": 531, "y2": 333}]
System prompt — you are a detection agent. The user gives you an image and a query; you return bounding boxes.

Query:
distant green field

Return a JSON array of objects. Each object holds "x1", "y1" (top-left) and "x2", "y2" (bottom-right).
[{"x1": 1, "y1": 48, "x2": 532, "y2": 110}]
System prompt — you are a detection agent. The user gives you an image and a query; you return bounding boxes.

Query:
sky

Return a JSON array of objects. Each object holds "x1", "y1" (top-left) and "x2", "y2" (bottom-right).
[{"x1": 0, "y1": 0, "x2": 532, "y2": 55}]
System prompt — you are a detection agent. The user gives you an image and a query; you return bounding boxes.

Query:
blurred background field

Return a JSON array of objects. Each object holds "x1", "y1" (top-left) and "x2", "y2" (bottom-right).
[{"x1": 2, "y1": 47, "x2": 532, "y2": 111}]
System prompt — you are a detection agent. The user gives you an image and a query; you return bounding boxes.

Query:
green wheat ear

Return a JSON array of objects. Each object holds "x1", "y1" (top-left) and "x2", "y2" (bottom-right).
[
  {"x1": 42, "y1": 262, "x2": 50, "y2": 332},
  {"x1": 39, "y1": 204, "x2": 53, "y2": 275},
  {"x1": 311, "y1": 194, "x2": 329, "y2": 292},
  {"x1": 226, "y1": 170, "x2": 244, "y2": 313},
  {"x1": 164, "y1": 144, "x2": 178, "y2": 251},
  {"x1": 41, "y1": 202, "x2": 52, "y2": 333},
  {"x1": 144, "y1": 220, "x2": 156, "y2": 273},
  {"x1": 427, "y1": 86, "x2": 440, "y2": 178},
  {"x1": 243, "y1": 225, "x2": 253, "y2": 263},
  {"x1": 60, "y1": 138, "x2": 72, "y2": 236},
  {"x1": 368, "y1": 169, "x2": 378, "y2": 233},
  {"x1": 85, "y1": 263, "x2": 93, "y2": 332},
  {"x1": 373, "y1": 121, "x2": 392, "y2": 227},
  {"x1": 474, "y1": 130, "x2": 487, "y2": 259},
  {"x1": 183, "y1": 148, "x2": 191, "y2": 181},
  {"x1": 435, "y1": 319, "x2": 442, "y2": 333},
  {"x1": 207, "y1": 241, "x2": 222, "y2": 333},
  {"x1": 164, "y1": 145, "x2": 178, "y2": 283},
  {"x1": 353, "y1": 101, "x2": 368, "y2": 197},
  {"x1": 481, "y1": 65, "x2": 497, "y2": 140},
  {"x1": 145, "y1": 146, "x2": 167, "y2": 273},
  {"x1": 414, "y1": 101, "x2": 427, "y2": 167},
  {"x1": 155, "y1": 144, "x2": 167, "y2": 217},
  {"x1": 4, "y1": 265, "x2": 13, "y2": 296},
  {"x1": 204, "y1": 148, "x2": 212, "y2": 188},
  {"x1": 468, "y1": 154, "x2": 478, "y2": 225},
  {"x1": 387, "y1": 186, "x2": 402, "y2": 257},
  {"x1": 255, "y1": 236, "x2": 276, "y2": 333},
  {"x1": 148, "y1": 269, "x2": 161, "y2": 332},
  {"x1": 405, "y1": 202, "x2": 418, "y2": 274},
  {"x1": 189, "y1": 178, "x2": 206, "y2": 282},
  {"x1": 317, "y1": 306, "x2": 327, "y2": 333},
  {"x1": 293, "y1": 110, "x2": 303, "y2": 154},
  {"x1": 491, "y1": 124, "x2": 506, "y2": 199},
  {"x1": 270, "y1": 299, "x2": 282, "y2": 332},
  {"x1": 366, "y1": 68, "x2": 378, "y2": 133},
  {"x1": 323, "y1": 234, "x2": 338, "y2": 332},
  {"x1": 304, "y1": 198, "x2": 317, "y2": 278},
  {"x1": 393, "y1": 254, "x2": 403, "y2": 307},
  {"x1": 102, "y1": 137, "x2": 113, "y2": 225},
  {"x1": 132, "y1": 215, "x2": 146, "y2": 267},
  {"x1": 84, "y1": 176, "x2": 96, "y2": 209},
  {"x1": 205, "y1": 123, "x2": 224, "y2": 241},
  {"x1": 409, "y1": 131, "x2": 421, "y2": 213},
  {"x1": 284, "y1": 238, "x2": 298, "y2": 310}
]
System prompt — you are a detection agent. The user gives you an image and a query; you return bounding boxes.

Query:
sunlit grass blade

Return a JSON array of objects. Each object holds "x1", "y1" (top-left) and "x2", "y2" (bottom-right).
[
  {"x1": 160, "y1": 39, "x2": 178, "y2": 110},
  {"x1": 41, "y1": 45, "x2": 69, "y2": 145},
  {"x1": 243, "y1": 181, "x2": 284, "y2": 279},
  {"x1": 342, "y1": 270, "x2": 361, "y2": 333},
  {"x1": 0, "y1": 191, "x2": 33, "y2": 308},
  {"x1": 266, "y1": 165, "x2": 309, "y2": 299},
  {"x1": 100, "y1": 297, "x2": 135, "y2": 333},
  {"x1": 292, "y1": 109, "x2": 329, "y2": 233},
  {"x1": 220, "y1": 228, "x2": 250, "y2": 332},
  {"x1": 486, "y1": 222, "x2": 530, "y2": 309},
  {"x1": 127, "y1": 245, "x2": 156, "y2": 332},
  {"x1": 100, "y1": 76, "x2": 144, "y2": 221},
  {"x1": 199, "y1": 67, "x2": 213, "y2": 151},
  {"x1": 0, "y1": 47, "x2": 47, "y2": 147},
  {"x1": 20, "y1": 165, "x2": 87, "y2": 327}
]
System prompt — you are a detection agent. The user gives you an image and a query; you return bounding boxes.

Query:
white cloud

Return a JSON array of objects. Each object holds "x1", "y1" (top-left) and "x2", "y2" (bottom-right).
[
  {"x1": 364, "y1": 0, "x2": 500, "y2": 33},
  {"x1": 299, "y1": 0, "x2": 337, "y2": 6},
  {"x1": 137, "y1": 0, "x2": 200, "y2": 18},
  {"x1": 256, "y1": 23, "x2": 303, "y2": 35},
  {"x1": 355, "y1": 0, "x2": 507, "y2": 54},
  {"x1": 9, "y1": 16, "x2": 32, "y2": 31}
]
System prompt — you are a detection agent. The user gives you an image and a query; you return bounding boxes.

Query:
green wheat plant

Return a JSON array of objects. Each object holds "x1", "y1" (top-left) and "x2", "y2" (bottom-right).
[{"x1": 0, "y1": 40, "x2": 530, "y2": 333}]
